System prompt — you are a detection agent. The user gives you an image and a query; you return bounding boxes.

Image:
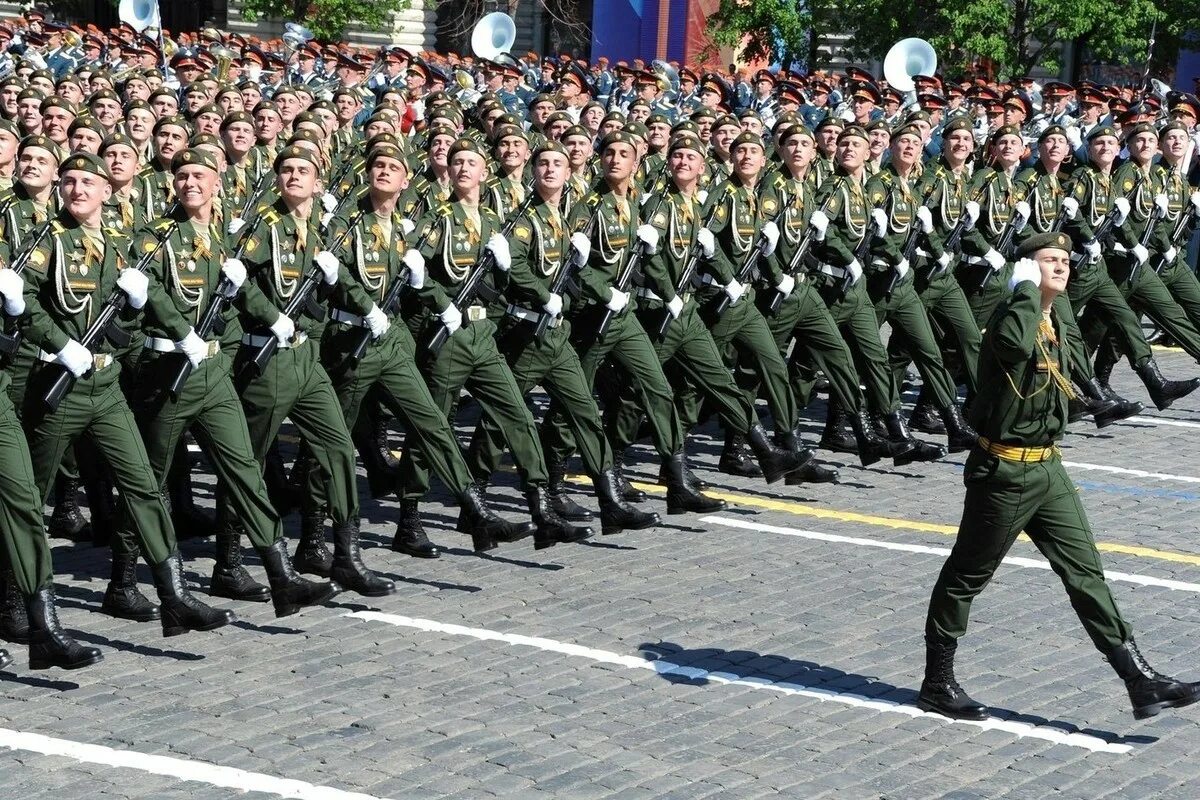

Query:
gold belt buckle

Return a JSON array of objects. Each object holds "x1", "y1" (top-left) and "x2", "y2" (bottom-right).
[
  {"x1": 467, "y1": 305, "x2": 487, "y2": 322},
  {"x1": 93, "y1": 354, "x2": 112, "y2": 371},
  {"x1": 205, "y1": 340, "x2": 220, "y2": 358}
]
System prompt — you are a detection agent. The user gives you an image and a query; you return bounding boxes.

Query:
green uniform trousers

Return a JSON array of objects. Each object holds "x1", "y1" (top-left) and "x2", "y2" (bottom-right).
[
  {"x1": 1081, "y1": 256, "x2": 1200, "y2": 363},
  {"x1": 679, "y1": 290, "x2": 798, "y2": 433},
  {"x1": 956, "y1": 262, "x2": 1013, "y2": 331},
  {"x1": 5, "y1": 349, "x2": 82, "y2": 490},
  {"x1": 926, "y1": 447, "x2": 1131, "y2": 653},
  {"x1": 1159, "y1": 259, "x2": 1200, "y2": 330},
  {"x1": 759, "y1": 280, "x2": 865, "y2": 413},
  {"x1": 887, "y1": 267, "x2": 981, "y2": 396},
  {"x1": 867, "y1": 276, "x2": 959, "y2": 407},
  {"x1": 543, "y1": 305, "x2": 683, "y2": 465},
  {"x1": 0, "y1": 388, "x2": 54, "y2": 594},
  {"x1": 120, "y1": 349, "x2": 282, "y2": 554},
  {"x1": 804, "y1": 280, "x2": 900, "y2": 415},
  {"x1": 467, "y1": 319, "x2": 613, "y2": 481},
  {"x1": 1063, "y1": 260, "x2": 1152, "y2": 373},
  {"x1": 321, "y1": 322, "x2": 474, "y2": 494},
  {"x1": 397, "y1": 318, "x2": 547, "y2": 500},
  {"x1": 22, "y1": 364, "x2": 178, "y2": 568},
  {"x1": 610, "y1": 300, "x2": 755, "y2": 452},
  {"x1": 236, "y1": 339, "x2": 359, "y2": 524}
]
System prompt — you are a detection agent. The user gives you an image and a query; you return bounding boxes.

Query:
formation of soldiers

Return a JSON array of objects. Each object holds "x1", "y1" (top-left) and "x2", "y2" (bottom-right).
[{"x1": 0, "y1": 11, "x2": 1198, "y2": 720}]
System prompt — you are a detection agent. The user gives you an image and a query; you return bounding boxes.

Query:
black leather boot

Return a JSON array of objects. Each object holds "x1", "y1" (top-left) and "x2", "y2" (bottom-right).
[
  {"x1": 1135, "y1": 358, "x2": 1200, "y2": 411},
  {"x1": 149, "y1": 550, "x2": 236, "y2": 637},
  {"x1": 664, "y1": 453, "x2": 726, "y2": 514},
  {"x1": 882, "y1": 412, "x2": 946, "y2": 466},
  {"x1": 0, "y1": 647, "x2": 10, "y2": 670},
  {"x1": 528, "y1": 487, "x2": 593, "y2": 550},
  {"x1": 47, "y1": 475, "x2": 90, "y2": 540},
  {"x1": 613, "y1": 449, "x2": 647, "y2": 503},
  {"x1": 0, "y1": 569, "x2": 29, "y2": 644},
  {"x1": 263, "y1": 445, "x2": 297, "y2": 516},
  {"x1": 746, "y1": 423, "x2": 807, "y2": 484},
  {"x1": 909, "y1": 392, "x2": 947, "y2": 434},
  {"x1": 168, "y1": 450, "x2": 215, "y2": 541},
  {"x1": 1075, "y1": 377, "x2": 1136, "y2": 428},
  {"x1": 331, "y1": 519, "x2": 395, "y2": 597},
  {"x1": 547, "y1": 451, "x2": 594, "y2": 522},
  {"x1": 848, "y1": 409, "x2": 907, "y2": 467},
  {"x1": 595, "y1": 469, "x2": 660, "y2": 535},
  {"x1": 374, "y1": 413, "x2": 400, "y2": 469},
  {"x1": 210, "y1": 523, "x2": 271, "y2": 602},
  {"x1": 457, "y1": 482, "x2": 536, "y2": 552},
  {"x1": 718, "y1": 431, "x2": 763, "y2": 477},
  {"x1": 819, "y1": 399, "x2": 858, "y2": 454},
  {"x1": 392, "y1": 499, "x2": 440, "y2": 558},
  {"x1": 656, "y1": 439, "x2": 709, "y2": 491},
  {"x1": 27, "y1": 586, "x2": 103, "y2": 670},
  {"x1": 1093, "y1": 344, "x2": 1119, "y2": 396},
  {"x1": 294, "y1": 511, "x2": 333, "y2": 577},
  {"x1": 101, "y1": 550, "x2": 160, "y2": 621},
  {"x1": 916, "y1": 635, "x2": 988, "y2": 720},
  {"x1": 355, "y1": 417, "x2": 398, "y2": 501},
  {"x1": 1107, "y1": 637, "x2": 1200, "y2": 720},
  {"x1": 780, "y1": 427, "x2": 837, "y2": 484},
  {"x1": 257, "y1": 539, "x2": 340, "y2": 618},
  {"x1": 939, "y1": 403, "x2": 977, "y2": 454}
]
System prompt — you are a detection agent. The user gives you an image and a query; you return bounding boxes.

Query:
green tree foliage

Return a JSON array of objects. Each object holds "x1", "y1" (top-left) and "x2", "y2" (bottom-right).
[
  {"x1": 704, "y1": 0, "x2": 813, "y2": 68},
  {"x1": 239, "y1": 0, "x2": 409, "y2": 42}
]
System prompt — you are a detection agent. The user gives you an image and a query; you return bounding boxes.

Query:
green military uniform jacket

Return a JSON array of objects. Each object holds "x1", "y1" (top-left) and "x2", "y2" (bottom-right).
[
  {"x1": 0, "y1": 183, "x2": 57, "y2": 261},
  {"x1": 702, "y1": 174, "x2": 767, "y2": 298},
  {"x1": 1061, "y1": 164, "x2": 1139, "y2": 258},
  {"x1": 1013, "y1": 162, "x2": 1068, "y2": 246},
  {"x1": 412, "y1": 198, "x2": 505, "y2": 331},
  {"x1": 565, "y1": 182, "x2": 642, "y2": 309},
  {"x1": 639, "y1": 182, "x2": 708, "y2": 306},
  {"x1": 959, "y1": 165, "x2": 1020, "y2": 259}
]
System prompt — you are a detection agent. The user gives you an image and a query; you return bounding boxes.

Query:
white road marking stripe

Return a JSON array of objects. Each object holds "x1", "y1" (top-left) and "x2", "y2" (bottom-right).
[
  {"x1": 0, "y1": 728, "x2": 390, "y2": 800},
  {"x1": 346, "y1": 611, "x2": 1132, "y2": 754},
  {"x1": 1129, "y1": 416, "x2": 1200, "y2": 429},
  {"x1": 703, "y1": 516, "x2": 1200, "y2": 594},
  {"x1": 1063, "y1": 460, "x2": 1200, "y2": 484}
]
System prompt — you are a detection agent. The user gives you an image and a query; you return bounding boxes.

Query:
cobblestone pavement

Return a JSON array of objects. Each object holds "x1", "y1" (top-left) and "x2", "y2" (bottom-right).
[{"x1": 3, "y1": 347, "x2": 1200, "y2": 799}]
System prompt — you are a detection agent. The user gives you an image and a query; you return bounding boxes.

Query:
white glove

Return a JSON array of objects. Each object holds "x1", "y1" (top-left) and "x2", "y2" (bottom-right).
[
  {"x1": 870, "y1": 208, "x2": 888, "y2": 235},
  {"x1": 915, "y1": 206, "x2": 933, "y2": 234},
  {"x1": 0, "y1": 267, "x2": 24, "y2": 316},
  {"x1": 723, "y1": 278, "x2": 745, "y2": 304},
  {"x1": 220, "y1": 258, "x2": 246, "y2": 297},
  {"x1": 963, "y1": 201, "x2": 981, "y2": 230},
  {"x1": 401, "y1": 218, "x2": 416, "y2": 236},
  {"x1": 697, "y1": 190, "x2": 709, "y2": 205},
  {"x1": 116, "y1": 269, "x2": 148, "y2": 309},
  {"x1": 1061, "y1": 197, "x2": 1079, "y2": 220},
  {"x1": 895, "y1": 258, "x2": 910, "y2": 279},
  {"x1": 1011, "y1": 201, "x2": 1030, "y2": 233},
  {"x1": 228, "y1": 217, "x2": 246, "y2": 235},
  {"x1": 1164, "y1": 246, "x2": 1178, "y2": 265},
  {"x1": 321, "y1": 192, "x2": 339, "y2": 213},
  {"x1": 569, "y1": 231, "x2": 591, "y2": 265},
  {"x1": 983, "y1": 248, "x2": 1005, "y2": 271},
  {"x1": 936, "y1": 251, "x2": 953, "y2": 270},
  {"x1": 1066, "y1": 126, "x2": 1082, "y2": 149},
  {"x1": 639, "y1": 192, "x2": 652, "y2": 206},
  {"x1": 320, "y1": 211, "x2": 335, "y2": 229},
  {"x1": 1131, "y1": 243, "x2": 1149, "y2": 266},
  {"x1": 543, "y1": 293, "x2": 563, "y2": 317},
  {"x1": 605, "y1": 288, "x2": 629, "y2": 312},
  {"x1": 1084, "y1": 239, "x2": 1101, "y2": 261},
  {"x1": 439, "y1": 303, "x2": 462, "y2": 335},
  {"x1": 809, "y1": 209, "x2": 829, "y2": 241},
  {"x1": 696, "y1": 227, "x2": 715, "y2": 258},
  {"x1": 365, "y1": 303, "x2": 390, "y2": 339},
  {"x1": 775, "y1": 273, "x2": 795, "y2": 299},
  {"x1": 666, "y1": 294, "x2": 683, "y2": 319},
  {"x1": 1113, "y1": 197, "x2": 1130, "y2": 225},
  {"x1": 1190, "y1": 191, "x2": 1200, "y2": 216},
  {"x1": 1154, "y1": 193, "x2": 1169, "y2": 220},
  {"x1": 178, "y1": 329, "x2": 207, "y2": 368},
  {"x1": 269, "y1": 313, "x2": 295, "y2": 345},
  {"x1": 1009, "y1": 257, "x2": 1041, "y2": 290},
  {"x1": 636, "y1": 224, "x2": 659, "y2": 254},
  {"x1": 846, "y1": 259, "x2": 863, "y2": 283},
  {"x1": 486, "y1": 233, "x2": 511, "y2": 271},
  {"x1": 403, "y1": 249, "x2": 425, "y2": 289},
  {"x1": 760, "y1": 221, "x2": 779, "y2": 257},
  {"x1": 55, "y1": 339, "x2": 92, "y2": 378},
  {"x1": 314, "y1": 250, "x2": 339, "y2": 285}
]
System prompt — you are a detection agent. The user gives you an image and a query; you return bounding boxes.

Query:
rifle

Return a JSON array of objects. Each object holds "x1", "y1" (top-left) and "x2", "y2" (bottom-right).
[
  {"x1": 840, "y1": 180, "x2": 895, "y2": 299},
  {"x1": 710, "y1": 193, "x2": 779, "y2": 319},
  {"x1": 1080, "y1": 169, "x2": 1147, "y2": 262},
  {"x1": 43, "y1": 204, "x2": 182, "y2": 411},
  {"x1": 425, "y1": 184, "x2": 536, "y2": 356},
  {"x1": 980, "y1": 181, "x2": 1038, "y2": 289},
  {"x1": 1152, "y1": 202, "x2": 1198, "y2": 274},
  {"x1": 166, "y1": 201, "x2": 291, "y2": 398},
  {"x1": 345, "y1": 214, "x2": 432, "y2": 364},
  {"x1": 0, "y1": 219, "x2": 56, "y2": 355},
  {"x1": 651, "y1": 184, "x2": 731, "y2": 337},
  {"x1": 234, "y1": 166, "x2": 272, "y2": 220},
  {"x1": 238, "y1": 208, "x2": 364, "y2": 382},
  {"x1": 765, "y1": 180, "x2": 843, "y2": 314},
  {"x1": 887, "y1": 180, "x2": 940, "y2": 298},
  {"x1": 595, "y1": 159, "x2": 672, "y2": 340},
  {"x1": 1129, "y1": 175, "x2": 1162, "y2": 283},
  {"x1": 533, "y1": 210, "x2": 599, "y2": 341}
]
